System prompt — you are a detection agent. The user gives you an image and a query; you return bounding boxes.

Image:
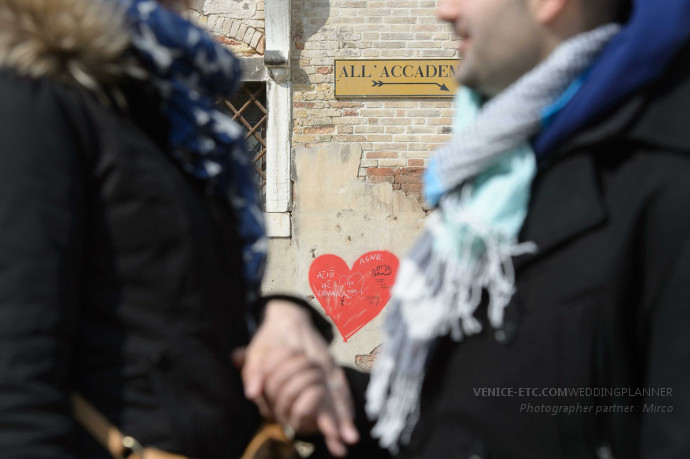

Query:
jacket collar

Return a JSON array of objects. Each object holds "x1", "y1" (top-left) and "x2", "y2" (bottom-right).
[
  {"x1": 545, "y1": 39, "x2": 690, "y2": 165},
  {"x1": 516, "y1": 41, "x2": 690, "y2": 270},
  {"x1": 515, "y1": 152, "x2": 607, "y2": 271},
  {"x1": 624, "y1": 40, "x2": 690, "y2": 154}
]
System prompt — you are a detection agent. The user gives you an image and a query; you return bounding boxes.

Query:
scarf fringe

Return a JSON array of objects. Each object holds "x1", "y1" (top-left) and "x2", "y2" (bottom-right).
[
  {"x1": 367, "y1": 352, "x2": 423, "y2": 454},
  {"x1": 394, "y1": 206, "x2": 537, "y2": 341},
  {"x1": 368, "y1": 205, "x2": 537, "y2": 451}
]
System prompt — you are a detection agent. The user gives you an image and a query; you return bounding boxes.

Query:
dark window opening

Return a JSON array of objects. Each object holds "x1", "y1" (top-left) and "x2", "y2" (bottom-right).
[{"x1": 218, "y1": 82, "x2": 268, "y2": 204}]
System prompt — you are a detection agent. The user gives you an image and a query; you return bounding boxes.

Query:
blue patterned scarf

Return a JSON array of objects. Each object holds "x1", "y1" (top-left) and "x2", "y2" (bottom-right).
[{"x1": 117, "y1": 0, "x2": 267, "y2": 312}]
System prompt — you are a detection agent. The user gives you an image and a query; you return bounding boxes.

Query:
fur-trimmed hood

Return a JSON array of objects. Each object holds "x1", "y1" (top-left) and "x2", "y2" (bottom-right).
[{"x1": 0, "y1": 0, "x2": 132, "y2": 93}]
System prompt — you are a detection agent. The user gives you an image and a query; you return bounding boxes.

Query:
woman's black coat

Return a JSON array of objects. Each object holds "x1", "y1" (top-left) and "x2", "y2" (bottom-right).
[{"x1": 0, "y1": 24, "x2": 261, "y2": 459}]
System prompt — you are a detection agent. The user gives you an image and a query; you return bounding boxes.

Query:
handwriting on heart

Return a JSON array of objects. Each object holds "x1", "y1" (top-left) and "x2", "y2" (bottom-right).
[{"x1": 309, "y1": 251, "x2": 399, "y2": 342}]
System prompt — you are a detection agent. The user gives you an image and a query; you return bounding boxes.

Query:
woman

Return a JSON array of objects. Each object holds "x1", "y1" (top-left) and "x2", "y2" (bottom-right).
[{"x1": 0, "y1": 0, "x2": 350, "y2": 457}]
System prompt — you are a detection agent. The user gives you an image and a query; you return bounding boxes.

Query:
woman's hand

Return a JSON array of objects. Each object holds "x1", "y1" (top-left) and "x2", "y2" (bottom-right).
[{"x1": 237, "y1": 299, "x2": 359, "y2": 456}]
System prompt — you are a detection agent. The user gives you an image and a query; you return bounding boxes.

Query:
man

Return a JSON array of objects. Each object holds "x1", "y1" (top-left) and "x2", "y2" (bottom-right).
[{"x1": 245, "y1": 0, "x2": 690, "y2": 457}]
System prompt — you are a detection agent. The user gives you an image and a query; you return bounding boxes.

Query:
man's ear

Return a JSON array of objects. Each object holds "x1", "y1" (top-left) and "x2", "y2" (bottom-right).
[
  {"x1": 528, "y1": 0, "x2": 586, "y2": 39},
  {"x1": 527, "y1": 0, "x2": 570, "y2": 25}
]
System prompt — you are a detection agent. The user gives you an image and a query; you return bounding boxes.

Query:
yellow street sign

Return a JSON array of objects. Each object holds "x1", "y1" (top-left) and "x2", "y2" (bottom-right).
[{"x1": 334, "y1": 59, "x2": 459, "y2": 98}]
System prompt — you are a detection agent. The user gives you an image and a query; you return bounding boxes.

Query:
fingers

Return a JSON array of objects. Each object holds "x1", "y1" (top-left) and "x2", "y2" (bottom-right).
[
  {"x1": 265, "y1": 356, "x2": 359, "y2": 457},
  {"x1": 272, "y1": 368, "x2": 325, "y2": 429},
  {"x1": 237, "y1": 343, "x2": 274, "y2": 418},
  {"x1": 264, "y1": 354, "x2": 322, "y2": 421},
  {"x1": 242, "y1": 304, "x2": 313, "y2": 399},
  {"x1": 327, "y1": 369, "x2": 359, "y2": 445},
  {"x1": 285, "y1": 383, "x2": 325, "y2": 434},
  {"x1": 317, "y1": 410, "x2": 348, "y2": 457},
  {"x1": 243, "y1": 335, "x2": 295, "y2": 399},
  {"x1": 264, "y1": 351, "x2": 316, "y2": 402},
  {"x1": 241, "y1": 340, "x2": 268, "y2": 399}
]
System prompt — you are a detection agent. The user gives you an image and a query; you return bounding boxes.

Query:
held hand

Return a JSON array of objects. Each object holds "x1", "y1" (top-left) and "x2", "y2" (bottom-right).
[
  {"x1": 238, "y1": 299, "x2": 359, "y2": 456},
  {"x1": 263, "y1": 351, "x2": 356, "y2": 457}
]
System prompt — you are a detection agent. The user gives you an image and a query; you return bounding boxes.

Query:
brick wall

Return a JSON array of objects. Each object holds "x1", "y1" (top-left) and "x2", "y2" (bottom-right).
[
  {"x1": 292, "y1": 0, "x2": 460, "y2": 203},
  {"x1": 188, "y1": 0, "x2": 265, "y2": 56}
]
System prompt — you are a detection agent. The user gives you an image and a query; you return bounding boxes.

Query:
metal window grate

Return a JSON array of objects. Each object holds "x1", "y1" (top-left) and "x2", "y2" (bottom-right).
[{"x1": 218, "y1": 82, "x2": 268, "y2": 199}]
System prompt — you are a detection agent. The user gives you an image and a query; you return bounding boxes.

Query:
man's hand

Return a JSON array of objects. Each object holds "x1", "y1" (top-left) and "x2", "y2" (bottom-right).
[{"x1": 238, "y1": 299, "x2": 359, "y2": 456}]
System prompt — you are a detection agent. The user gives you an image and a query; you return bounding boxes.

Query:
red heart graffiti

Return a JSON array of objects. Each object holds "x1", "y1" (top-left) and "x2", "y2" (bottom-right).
[{"x1": 309, "y1": 251, "x2": 399, "y2": 342}]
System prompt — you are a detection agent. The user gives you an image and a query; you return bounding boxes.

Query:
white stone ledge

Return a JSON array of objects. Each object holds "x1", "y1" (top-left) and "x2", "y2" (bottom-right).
[{"x1": 265, "y1": 212, "x2": 291, "y2": 238}]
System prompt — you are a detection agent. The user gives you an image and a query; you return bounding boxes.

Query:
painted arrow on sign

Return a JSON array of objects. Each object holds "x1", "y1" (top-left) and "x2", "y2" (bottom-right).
[{"x1": 371, "y1": 80, "x2": 450, "y2": 91}]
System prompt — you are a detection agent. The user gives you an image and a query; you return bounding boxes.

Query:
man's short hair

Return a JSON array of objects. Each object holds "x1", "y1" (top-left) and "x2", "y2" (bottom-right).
[{"x1": 583, "y1": 0, "x2": 633, "y2": 28}]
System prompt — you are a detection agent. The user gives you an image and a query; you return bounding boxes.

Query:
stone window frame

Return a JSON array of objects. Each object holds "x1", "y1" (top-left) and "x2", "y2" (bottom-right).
[{"x1": 239, "y1": 0, "x2": 292, "y2": 238}]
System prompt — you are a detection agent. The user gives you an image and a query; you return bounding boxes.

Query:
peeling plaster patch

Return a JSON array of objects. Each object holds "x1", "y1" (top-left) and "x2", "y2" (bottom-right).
[
  {"x1": 203, "y1": 0, "x2": 257, "y2": 18},
  {"x1": 355, "y1": 345, "x2": 382, "y2": 372}
]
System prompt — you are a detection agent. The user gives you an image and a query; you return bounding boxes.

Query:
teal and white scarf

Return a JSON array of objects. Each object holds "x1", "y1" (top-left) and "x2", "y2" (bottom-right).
[{"x1": 366, "y1": 24, "x2": 621, "y2": 452}]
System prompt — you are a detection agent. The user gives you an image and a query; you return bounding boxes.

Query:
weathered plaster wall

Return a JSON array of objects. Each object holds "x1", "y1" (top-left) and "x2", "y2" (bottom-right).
[{"x1": 263, "y1": 143, "x2": 426, "y2": 366}]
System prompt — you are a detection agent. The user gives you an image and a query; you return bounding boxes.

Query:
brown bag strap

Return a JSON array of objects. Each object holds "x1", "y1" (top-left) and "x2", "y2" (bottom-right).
[
  {"x1": 71, "y1": 393, "x2": 189, "y2": 459},
  {"x1": 72, "y1": 392, "x2": 298, "y2": 459},
  {"x1": 240, "y1": 423, "x2": 299, "y2": 459}
]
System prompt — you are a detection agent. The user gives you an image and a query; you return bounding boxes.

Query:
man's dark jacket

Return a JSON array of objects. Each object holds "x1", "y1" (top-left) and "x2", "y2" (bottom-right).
[{"x1": 349, "y1": 39, "x2": 690, "y2": 459}]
